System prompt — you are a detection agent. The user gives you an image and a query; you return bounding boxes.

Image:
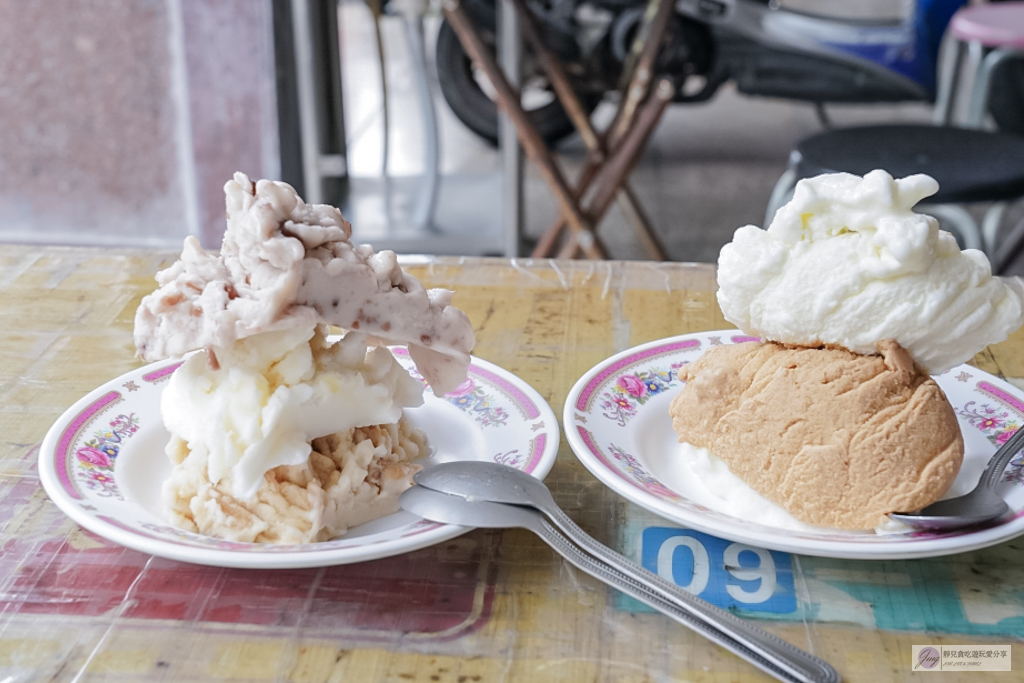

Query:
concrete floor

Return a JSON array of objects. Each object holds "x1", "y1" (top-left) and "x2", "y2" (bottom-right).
[{"x1": 339, "y1": 1, "x2": 1024, "y2": 273}]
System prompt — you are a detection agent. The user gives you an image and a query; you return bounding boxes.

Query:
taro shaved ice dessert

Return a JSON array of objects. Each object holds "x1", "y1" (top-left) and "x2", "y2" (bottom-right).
[
  {"x1": 670, "y1": 170, "x2": 1023, "y2": 530},
  {"x1": 134, "y1": 173, "x2": 475, "y2": 543}
]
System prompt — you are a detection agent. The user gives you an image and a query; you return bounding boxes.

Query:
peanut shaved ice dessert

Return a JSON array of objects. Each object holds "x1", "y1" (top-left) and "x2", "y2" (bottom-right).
[
  {"x1": 135, "y1": 173, "x2": 475, "y2": 543},
  {"x1": 670, "y1": 170, "x2": 1024, "y2": 531}
]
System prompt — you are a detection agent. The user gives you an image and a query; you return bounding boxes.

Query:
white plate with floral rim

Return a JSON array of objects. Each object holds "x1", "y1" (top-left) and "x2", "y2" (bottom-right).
[
  {"x1": 39, "y1": 348, "x2": 559, "y2": 568},
  {"x1": 564, "y1": 330, "x2": 1024, "y2": 560}
]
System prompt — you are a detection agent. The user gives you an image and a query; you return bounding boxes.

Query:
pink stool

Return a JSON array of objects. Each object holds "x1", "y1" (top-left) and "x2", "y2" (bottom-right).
[{"x1": 934, "y1": 2, "x2": 1024, "y2": 127}]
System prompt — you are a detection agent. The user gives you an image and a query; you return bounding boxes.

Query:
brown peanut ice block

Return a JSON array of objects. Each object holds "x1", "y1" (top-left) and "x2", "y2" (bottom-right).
[{"x1": 669, "y1": 340, "x2": 964, "y2": 530}]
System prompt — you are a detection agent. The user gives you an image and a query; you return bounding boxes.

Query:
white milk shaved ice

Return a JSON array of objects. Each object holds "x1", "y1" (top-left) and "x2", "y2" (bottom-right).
[
  {"x1": 716, "y1": 170, "x2": 1023, "y2": 374},
  {"x1": 160, "y1": 326, "x2": 430, "y2": 543},
  {"x1": 161, "y1": 326, "x2": 424, "y2": 501}
]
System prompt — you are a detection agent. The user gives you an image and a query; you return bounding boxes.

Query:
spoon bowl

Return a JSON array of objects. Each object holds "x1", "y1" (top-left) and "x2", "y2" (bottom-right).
[
  {"x1": 889, "y1": 427, "x2": 1024, "y2": 530},
  {"x1": 401, "y1": 484, "x2": 540, "y2": 530},
  {"x1": 414, "y1": 461, "x2": 559, "y2": 511}
]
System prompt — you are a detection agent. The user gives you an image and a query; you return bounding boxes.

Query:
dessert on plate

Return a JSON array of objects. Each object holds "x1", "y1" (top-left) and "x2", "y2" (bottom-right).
[
  {"x1": 670, "y1": 169, "x2": 1024, "y2": 530},
  {"x1": 134, "y1": 173, "x2": 475, "y2": 543}
]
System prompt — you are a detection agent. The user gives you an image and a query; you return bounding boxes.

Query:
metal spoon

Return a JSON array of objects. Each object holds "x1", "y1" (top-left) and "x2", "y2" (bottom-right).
[
  {"x1": 415, "y1": 461, "x2": 592, "y2": 545},
  {"x1": 889, "y1": 426, "x2": 1024, "y2": 530},
  {"x1": 400, "y1": 486, "x2": 839, "y2": 683}
]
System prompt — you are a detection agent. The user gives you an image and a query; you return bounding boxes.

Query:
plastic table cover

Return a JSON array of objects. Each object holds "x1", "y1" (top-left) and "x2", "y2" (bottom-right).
[{"x1": 2, "y1": 245, "x2": 1023, "y2": 682}]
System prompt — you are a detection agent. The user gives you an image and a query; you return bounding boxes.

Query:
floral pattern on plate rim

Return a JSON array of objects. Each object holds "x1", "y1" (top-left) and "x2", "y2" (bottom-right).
[
  {"x1": 960, "y1": 381, "x2": 1024, "y2": 485},
  {"x1": 599, "y1": 364, "x2": 688, "y2": 426},
  {"x1": 575, "y1": 339, "x2": 703, "y2": 414},
  {"x1": 391, "y1": 348, "x2": 542, "y2": 427},
  {"x1": 493, "y1": 434, "x2": 548, "y2": 471},
  {"x1": 441, "y1": 376, "x2": 509, "y2": 427},
  {"x1": 74, "y1": 412, "x2": 140, "y2": 500},
  {"x1": 606, "y1": 442, "x2": 684, "y2": 502}
]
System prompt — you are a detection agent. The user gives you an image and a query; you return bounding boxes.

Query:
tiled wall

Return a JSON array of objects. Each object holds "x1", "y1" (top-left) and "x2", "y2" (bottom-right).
[{"x1": 0, "y1": 0, "x2": 280, "y2": 250}]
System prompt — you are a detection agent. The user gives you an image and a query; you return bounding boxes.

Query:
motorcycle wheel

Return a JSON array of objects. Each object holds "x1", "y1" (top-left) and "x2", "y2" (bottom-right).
[{"x1": 435, "y1": 17, "x2": 597, "y2": 147}]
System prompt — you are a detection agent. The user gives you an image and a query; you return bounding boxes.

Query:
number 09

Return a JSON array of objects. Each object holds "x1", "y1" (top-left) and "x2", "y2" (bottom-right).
[{"x1": 656, "y1": 537, "x2": 777, "y2": 604}]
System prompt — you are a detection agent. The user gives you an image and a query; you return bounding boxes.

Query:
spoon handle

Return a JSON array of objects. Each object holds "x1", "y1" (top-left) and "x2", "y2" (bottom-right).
[
  {"x1": 528, "y1": 513, "x2": 838, "y2": 683},
  {"x1": 541, "y1": 504, "x2": 836, "y2": 681},
  {"x1": 984, "y1": 426, "x2": 1024, "y2": 491}
]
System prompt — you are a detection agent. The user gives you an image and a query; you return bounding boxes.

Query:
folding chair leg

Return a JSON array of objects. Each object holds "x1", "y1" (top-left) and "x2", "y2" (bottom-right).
[
  {"x1": 993, "y1": 211, "x2": 1024, "y2": 275},
  {"x1": 510, "y1": 0, "x2": 600, "y2": 152},
  {"x1": 967, "y1": 47, "x2": 1024, "y2": 128},
  {"x1": 765, "y1": 152, "x2": 800, "y2": 228},
  {"x1": 529, "y1": 0, "x2": 675, "y2": 258},
  {"x1": 609, "y1": 0, "x2": 675, "y2": 142},
  {"x1": 560, "y1": 80, "x2": 675, "y2": 258},
  {"x1": 933, "y1": 32, "x2": 964, "y2": 126},
  {"x1": 618, "y1": 184, "x2": 669, "y2": 261},
  {"x1": 442, "y1": 0, "x2": 606, "y2": 258},
  {"x1": 585, "y1": 81, "x2": 674, "y2": 217},
  {"x1": 513, "y1": 0, "x2": 669, "y2": 260},
  {"x1": 982, "y1": 202, "x2": 1008, "y2": 256}
]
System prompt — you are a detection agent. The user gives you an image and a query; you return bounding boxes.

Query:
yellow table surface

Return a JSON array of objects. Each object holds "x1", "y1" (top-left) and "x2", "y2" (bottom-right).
[{"x1": 2, "y1": 244, "x2": 1023, "y2": 682}]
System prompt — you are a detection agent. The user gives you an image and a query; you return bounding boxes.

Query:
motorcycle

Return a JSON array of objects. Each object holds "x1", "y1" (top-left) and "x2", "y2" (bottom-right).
[{"x1": 432, "y1": 0, "x2": 1024, "y2": 146}]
